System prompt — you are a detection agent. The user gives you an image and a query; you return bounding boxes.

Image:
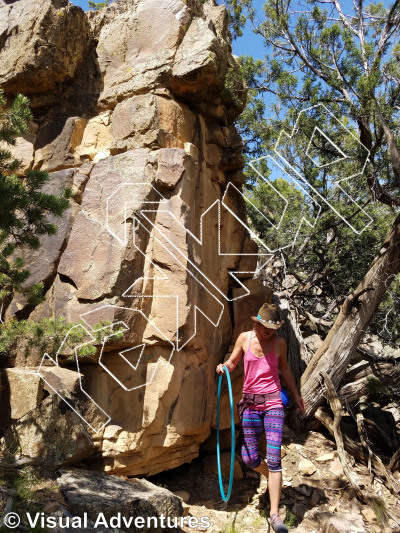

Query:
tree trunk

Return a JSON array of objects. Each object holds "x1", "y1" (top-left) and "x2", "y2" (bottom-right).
[{"x1": 298, "y1": 212, "x2": 400, "y2": 421}]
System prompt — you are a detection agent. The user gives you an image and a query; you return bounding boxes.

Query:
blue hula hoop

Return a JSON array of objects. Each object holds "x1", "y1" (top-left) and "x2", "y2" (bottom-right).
[{"x1": 216, "y1": 365, "x2": 235, "y2": 502}]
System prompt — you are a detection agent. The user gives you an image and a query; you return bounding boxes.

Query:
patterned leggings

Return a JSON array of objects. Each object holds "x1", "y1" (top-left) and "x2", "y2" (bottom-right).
[{"x1": 241, "y1": 407, "x2": 285, "y2": 472}]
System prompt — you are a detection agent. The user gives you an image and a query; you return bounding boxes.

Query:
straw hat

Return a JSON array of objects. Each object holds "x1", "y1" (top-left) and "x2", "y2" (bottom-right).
[{"x1": 251, "y1": 303, "x2": 284, "y2": 329}]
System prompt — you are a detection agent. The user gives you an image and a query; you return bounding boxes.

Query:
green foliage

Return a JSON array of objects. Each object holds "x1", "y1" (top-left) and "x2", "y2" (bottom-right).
[
  {"x1": 219, "y1": 0, "x2": 249, "y2": 38},
  {"x1": 365, "y1": 373, "x2": 400, "y2": 402},
  {"x1": 221, "y1": 522, "x2": 239, "y2": 533},
  {"x1": 88, "y1": 0, "x2": 114, "y2": 10},
  {"x1": 371, "y1": 496, "x2": 390, "y2": 526},
  {"x1": 0, "y1": 89, "x2": 70, "y2": 303},
  {"x1": 372, "y1": 275, "x2": 400, "y2": 344},
  {"x1": 223, "y1": 66, "x2": 247, "y2": 108},
  {"x1": 13, "y1": 467, "x2": 39, "y2": 501},
  {"x1": 0, "y1": 317, "x2": 125, "y2": 361},
  {"x1": 284, "y1": 508, "x2": 296, "y2": 528},
  {"x1": 245, "y1": 166, "x2": 396, "y2": 329},
  {"x1": 365, "y1": 375, "x2": 385, "y2": 398},
  {"x1": 224, "y1": 55, "x2": 266, "y2": 111},
  {"x1": 1, "y1": 467, "x2": 49, "y2": 533},
  {"x1": 252, "y1": 510, "x2": 267, "y2": 529}
]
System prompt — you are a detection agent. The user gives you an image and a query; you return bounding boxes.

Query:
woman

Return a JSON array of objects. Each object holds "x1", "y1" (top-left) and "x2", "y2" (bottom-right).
[{"x1": 216, "y1": 303, "x2": 306, "y2": 533}]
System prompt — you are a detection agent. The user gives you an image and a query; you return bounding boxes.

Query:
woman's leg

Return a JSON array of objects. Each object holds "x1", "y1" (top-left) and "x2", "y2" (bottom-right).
[
  {"x1": 241, "y1": 408, "x2": 264, "y2": 469},
  {"x1": 263, "y1": 407, "x2": 285, "y2": 517}
]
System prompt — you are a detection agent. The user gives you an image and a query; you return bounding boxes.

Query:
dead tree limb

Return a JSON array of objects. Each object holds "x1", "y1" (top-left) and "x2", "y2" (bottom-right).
[
  {"x1": 273, "y1": 295, "x2": 311, "y2": 381},
  {"x1": 320, "y1": 371, "x2": 367, "y2": 502},
  {"x1": 346, "y1": 400, "x2": 393, "y2": 486},
  {"x1": 389, "y1": 448, "x2": 400, "y2": 473},
  {"x1": 363, "y1": 416, "x2": 396, "y2": 453},
  {"x1": 338, "y1": 363, "x2": 399, "y2": 440},
  {"x1": 357, "y1": 415, "x2": 396, "y2": 492},
  {"x1": 315, "y1": 406, "x2": 400, "y2": 497}
]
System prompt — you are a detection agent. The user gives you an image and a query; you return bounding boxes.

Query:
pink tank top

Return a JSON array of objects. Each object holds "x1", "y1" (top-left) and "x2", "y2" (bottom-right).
[{"x1": 242, "y1": 331, "x2": 283, "y2": 410}]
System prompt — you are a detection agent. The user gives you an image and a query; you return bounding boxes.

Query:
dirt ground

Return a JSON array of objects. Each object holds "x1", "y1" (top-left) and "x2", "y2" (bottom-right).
[
  {"x1": 149, "y1": 425, "x2": 400, "y2": 533},
  {"x1": 1, "y1": 425, "x2": 399, "y2": 532}
]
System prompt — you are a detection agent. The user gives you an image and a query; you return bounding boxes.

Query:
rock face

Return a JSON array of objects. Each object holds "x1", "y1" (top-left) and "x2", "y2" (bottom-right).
[
  {"x1": 3, "y1": 368, "x2": 45, "y2": 420},
  {"x1": 0, "y1": 0, "x2": 267, "y2": 476},
  {"x1": 0, "y1": 0, "x2": 91, "y2": 95},
  {"x1": 0, "y1": 393, "x2": 96, "y2": 469},
  {"x1": 57, "y1": 468, "x2": 183, "y2": 532}
]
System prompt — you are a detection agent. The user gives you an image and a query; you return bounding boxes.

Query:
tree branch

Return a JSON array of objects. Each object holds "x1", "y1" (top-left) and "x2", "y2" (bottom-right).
[{"x1": 373, "y1": 95, "x2": 400, "y2": 190}]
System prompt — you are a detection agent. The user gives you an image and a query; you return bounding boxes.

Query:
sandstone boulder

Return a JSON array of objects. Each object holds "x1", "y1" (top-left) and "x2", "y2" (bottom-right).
[
  {"x1": 322, "y1": 513, "x2": 366, "y2": 533},
  {"x1": 315, "y1": 452, "x2": 335, "y2": 462},
  {"x1": 39, "y1": 365, "x2": 82, "y2": 397},
  {"x1": 57, "y1": 467, "x2": 183, "y2": 532},
  {"x1": 172, "y1": 17, "x2": 221, "y2": 96},
  {"x1": 96, "y1": 0, "x2": 191, "y2": 105},
  {"x1": 0, "y1": 393, "x2": 95, "y2": 469},
  {"x1": 201, "y1": 428, "x2": 240, "y2": 454},
  {"x1": 211, "y1": 361, "x2": 244, "y2": 429},
  {"x1": 298, "y1": 458, "x2": 317, "y2": 476},
  {"x1": 5, "y1": 169, "x2": 77, "y2": 321}
]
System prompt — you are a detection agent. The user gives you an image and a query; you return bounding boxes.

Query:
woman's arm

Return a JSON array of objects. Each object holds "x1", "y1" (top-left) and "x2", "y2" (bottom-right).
[
  {"x1": 216, "y1": 331, "x2": 247, "y2": 374},
  {"x1": 277, "y1": 338, "x2": 306, "y2": 411}
]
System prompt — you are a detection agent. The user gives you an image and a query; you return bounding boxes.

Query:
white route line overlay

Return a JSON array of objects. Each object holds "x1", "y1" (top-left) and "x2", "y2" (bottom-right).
[
  {"x1": 107, "y1": 182, "x2": 277, "y2": 351},
  {"x1": 37, "y1": 305, "x2": 175, "y2": 433},
  {"x1": 34, "y1": 103, "x2": 376, "y2": 433},
  {"x1": 239, "y1": 161, "x2": 323, "y2": 252},
  {"x1": 271, "y1": 103, "x2": 373, "y2": 235}
]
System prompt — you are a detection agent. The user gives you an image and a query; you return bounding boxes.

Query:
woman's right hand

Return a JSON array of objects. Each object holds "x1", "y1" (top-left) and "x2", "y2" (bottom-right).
[{"x1": 216, "y1": 363, "x2": 227, "y2": 375}]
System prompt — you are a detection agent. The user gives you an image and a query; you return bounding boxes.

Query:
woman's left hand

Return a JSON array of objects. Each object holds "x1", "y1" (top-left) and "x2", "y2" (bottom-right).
[{"x1": 294, "y1": 394, "x2": 306, "y2": 412}]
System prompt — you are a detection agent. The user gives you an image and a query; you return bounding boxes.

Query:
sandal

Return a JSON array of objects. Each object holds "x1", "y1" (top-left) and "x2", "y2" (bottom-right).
[{"x1": 270, "y1": 513, "x2": 289, "y2": 533}]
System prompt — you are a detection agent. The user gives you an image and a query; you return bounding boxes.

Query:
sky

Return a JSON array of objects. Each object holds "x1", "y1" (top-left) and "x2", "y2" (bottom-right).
[{"x1": 70, "y1": 0, "x2": 266, "y2": 59}]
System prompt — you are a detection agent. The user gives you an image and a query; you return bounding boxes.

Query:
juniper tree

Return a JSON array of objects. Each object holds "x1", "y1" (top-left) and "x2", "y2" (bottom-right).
[
  {"x1": 220, "y1": 0, "x2": 400, "y2": 420},
  {"x1": 0, "y1": 90, "x2": 70, "y2": 308},
  {"x1": 88, "y1": 0, "x2": 114, "y2": 10}
]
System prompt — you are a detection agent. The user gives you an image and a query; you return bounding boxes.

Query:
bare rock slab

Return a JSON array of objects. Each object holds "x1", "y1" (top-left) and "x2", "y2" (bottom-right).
[
  {"x1": 39, "y1": 366, "x2": 82, "y2": 397},
  {"x1": 323, "y1": 513, "x2": 366, "y2": 533},
  {"x1": 57, "y1": 467, "x2": 183, "y2": 532}
]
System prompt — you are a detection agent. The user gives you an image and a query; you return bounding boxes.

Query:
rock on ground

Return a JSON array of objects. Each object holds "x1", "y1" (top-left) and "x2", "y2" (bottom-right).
[{"x1": 57, "y1": 467, "x2": 183, "y2": 532}]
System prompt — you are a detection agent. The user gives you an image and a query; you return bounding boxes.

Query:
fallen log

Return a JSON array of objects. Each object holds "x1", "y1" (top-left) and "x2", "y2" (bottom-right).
[
  {"x1": 344, "y1": 360, "x2": 395, "y2": 383},
  {"x1": 347, "y1": 399, "x2": 398, "y2": 496},
  {"x1": 362, "y1": 416, "x2": 396, "y2": 453}
]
